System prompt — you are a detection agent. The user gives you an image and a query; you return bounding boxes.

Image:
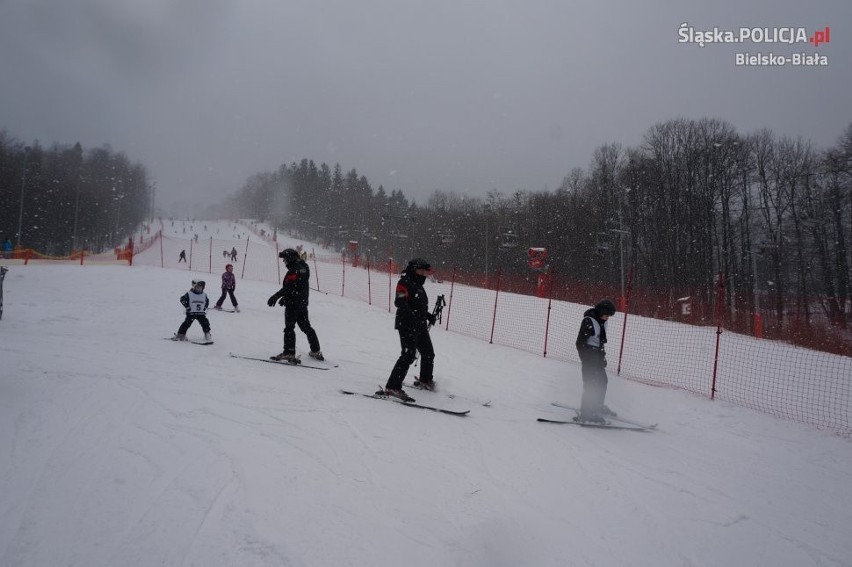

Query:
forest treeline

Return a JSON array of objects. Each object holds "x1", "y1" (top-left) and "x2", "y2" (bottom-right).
[
  {"x1": 1, "y1": 117, "x2": 849, "y2": 330},
  {"x1": 226, "y1": 117, "x2": 851, "y2": 329},
  {"x1": 0, "y1": 131, "x2": 150, "y2": 255}
]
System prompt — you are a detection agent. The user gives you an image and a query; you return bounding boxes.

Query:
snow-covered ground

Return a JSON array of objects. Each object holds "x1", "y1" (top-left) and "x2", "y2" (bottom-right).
[{"x1": 1, "y1": 223, "x2": 851, "y2": 566}]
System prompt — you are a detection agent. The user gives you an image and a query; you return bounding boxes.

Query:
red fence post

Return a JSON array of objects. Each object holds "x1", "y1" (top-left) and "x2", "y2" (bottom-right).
[
  {"x1": 241, "y1": 237, "x2": 250, "y2": 279},
  {"x1": 489, "y1": 267, "x2": 502, "y2": 344},
  {"x1": 188, "y1": 239, "x2": 193, "y2": 270},
  {"x1": 159, "y1": 231, "x2": 164, "y2": 268},
  {"x1": 445, "y1": 265, "x2": 457, "y2": 331},
  {"x1": 616, "y1": 265, "x2": 635, "y2": 376},
  {"x1": 341, "y1": 255, "x2": 346, "y2": 297},
  {"x1": 710, "y1": 272, "x2": 725, "y2": 400},
  {"x1": 367, "y1": 258, "x2": 372, "y2": 305},
  {"x1": 312, "y1": 248, "x2": 320, "y2": 292},
  {"x1": 209, "y1": 236, "x2": 213, "y2": 274},
  {"x1": 543, "y1": 269, "x2": 554, "y2": 357},
  {"x1": 275, "y1": 242, "x2": 281, "y2": 284}
]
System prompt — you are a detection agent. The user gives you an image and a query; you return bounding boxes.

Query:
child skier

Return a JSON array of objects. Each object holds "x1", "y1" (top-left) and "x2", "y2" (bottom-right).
[
  {"x1": 174, "y1": 279, "x2": 212, "y2": 342},
  {"x1": 213, "y1": 264, "x2": 239, "y2": 311}
]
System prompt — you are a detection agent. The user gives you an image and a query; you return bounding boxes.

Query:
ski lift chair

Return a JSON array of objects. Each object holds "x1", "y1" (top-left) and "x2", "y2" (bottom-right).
[{"x1": 500, "y1": 231, "x2": 518, "y2": 249}]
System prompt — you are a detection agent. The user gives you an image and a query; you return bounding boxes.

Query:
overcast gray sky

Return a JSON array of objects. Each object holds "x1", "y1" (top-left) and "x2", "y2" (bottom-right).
[{"x1": 1, "y1": 0, "x2": 849, "y2": 210}]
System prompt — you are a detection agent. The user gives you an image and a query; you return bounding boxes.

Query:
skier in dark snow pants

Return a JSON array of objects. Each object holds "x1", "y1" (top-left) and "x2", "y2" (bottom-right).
[
  {"x1": 214, "y1": 263, "x2": 239, "y2": 311},
  {"x1": 575, "y1": 299, "x2": 617, "y2": 423},
  {"x1": 383, "y1": 258, "x2": 437, "y2": 400},
  {"x1": 267, "y1": 248, "x2": 323, "y2": 362}
]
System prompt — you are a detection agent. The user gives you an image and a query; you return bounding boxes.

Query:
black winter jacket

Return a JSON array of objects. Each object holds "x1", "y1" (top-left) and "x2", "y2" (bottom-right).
[
  {"x1": 269, "y1": 259, "x2": 311, "y2": 308},
  {"x1": 393, "y1": 270, "x2": 430, "y2": 332},
  {"x1": 575, "y1": 307, "x2": 608, "y2": 365}
]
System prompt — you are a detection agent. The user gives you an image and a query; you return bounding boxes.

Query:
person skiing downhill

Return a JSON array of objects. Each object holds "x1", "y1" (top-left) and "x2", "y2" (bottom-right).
[
  {"x1": 266, "y1": 248, "x2": 323, "y2": 362},
  {"x1": 382, "y1": 258, "x2": 438, "y2": 401},
  {"x1": 575, "y1": 299, "x2": 617, "y2": 423},
  {"x1": 213, "y1": 264, "x2": 239, "y2": 311},
  {"x1": 174, "y1": 279, "x2": 212, "y2": 342}
]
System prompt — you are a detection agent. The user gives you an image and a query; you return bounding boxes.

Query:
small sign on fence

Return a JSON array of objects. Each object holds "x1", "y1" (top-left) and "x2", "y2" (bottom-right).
[{"x1": 677, "y1": 296, "x2": 692, "y2": 316}]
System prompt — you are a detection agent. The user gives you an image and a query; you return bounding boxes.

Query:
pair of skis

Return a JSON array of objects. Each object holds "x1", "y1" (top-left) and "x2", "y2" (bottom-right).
[
  {"x1": 165, "y1": 336, "x2": 213, "y2": 346},
  {"x1": 538, "y1": 402, "x2": 657, "y2": 431},
  {"x1": 339, "y1": 388, "x2": 470, "y2": 416},
  {"x1": 228, "y1": 352, "x2": 336, "y2": 370},
  {"x1": 405, "y1": 381, "x2": 491, "y2": 407}
]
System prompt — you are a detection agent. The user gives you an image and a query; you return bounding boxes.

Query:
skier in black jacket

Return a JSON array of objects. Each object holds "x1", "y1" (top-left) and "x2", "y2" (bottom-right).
[
  {"x1": 383, "y1": 258, "x2": 437, "y2": 401},
  {"x1": 267, "y1": 248, "x2": 323, "y2": 363},
  {"x1": 575, "y1": 299, "x2": 617, "y2": 423}
]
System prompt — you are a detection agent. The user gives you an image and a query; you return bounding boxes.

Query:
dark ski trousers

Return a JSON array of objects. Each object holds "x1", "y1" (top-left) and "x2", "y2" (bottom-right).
[
  {"x1": 580, "y1": 358, "x2": 608, "y2": 417},
  {"x1": 386, "y1": 328, "x2": 434, "y2": 390},
  {"x1": 178, "y1": 314, "x2": 210, "y2": 335},
  {"x1": 215, "y1": 289, "x2": 238, "y2": 308},
  {"x1": 283, "y1": 305, "x2": 320, "y2": 355}
]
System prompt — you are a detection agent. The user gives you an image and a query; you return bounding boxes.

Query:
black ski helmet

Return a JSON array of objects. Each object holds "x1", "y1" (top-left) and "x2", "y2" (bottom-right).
[
  {"x1": 406, "y1": 257, "x2": 431, "y2": 272},
  {"x1": 192, "y1": 279, "x2": 206, "y2": 289},
  {"x1": 595, "y1": 299, "x2": 616, "y2": 316},
  {"x1": 279, "y1": 248, "x2": 300, "y2": 263}
]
